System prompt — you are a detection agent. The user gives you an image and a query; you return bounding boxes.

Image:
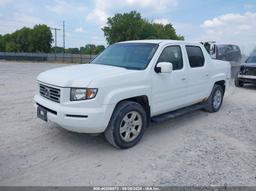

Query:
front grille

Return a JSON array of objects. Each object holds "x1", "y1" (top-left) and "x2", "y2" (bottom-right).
[
  {"x1": 245, "y1": 67, "x2": 256, "y2": 76},
  {"x1": 241, "y1": 66, "x2": 256, "y2": 76},
  {"x1": 39, "y1": 84, "x2": 60, "y2": 103}
]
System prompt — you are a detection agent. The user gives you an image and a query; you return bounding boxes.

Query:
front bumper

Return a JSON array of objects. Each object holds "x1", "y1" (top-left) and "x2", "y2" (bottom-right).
[
  {"x1": 237, "y1": 74, "x2": 256, "y2": 84},
  {"x1": 34, "y1": 94, "x2": 115, "y2": 133}
]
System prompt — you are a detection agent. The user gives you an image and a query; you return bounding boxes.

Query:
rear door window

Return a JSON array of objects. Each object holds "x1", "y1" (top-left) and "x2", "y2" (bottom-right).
[{"x1": 186, "y1": 46, "x2": 205, "y2": 68}]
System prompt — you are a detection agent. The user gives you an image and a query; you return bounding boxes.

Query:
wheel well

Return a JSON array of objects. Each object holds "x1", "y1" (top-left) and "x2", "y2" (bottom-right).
[
  {"x1": 118, "y1": 96, "x2": 150, "y2": 121},
  {"x1": 215, "y1": 80, "x2": 226, "y2": 93}
]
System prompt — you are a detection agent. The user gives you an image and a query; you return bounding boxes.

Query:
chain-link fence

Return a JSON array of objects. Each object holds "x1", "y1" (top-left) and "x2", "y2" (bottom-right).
[
  {"x1": 0, "y1": 52, "x2": 96, "y2": 63},
  {"x1": 0, "y1": 52, "x2": 242, "y2": 78}
]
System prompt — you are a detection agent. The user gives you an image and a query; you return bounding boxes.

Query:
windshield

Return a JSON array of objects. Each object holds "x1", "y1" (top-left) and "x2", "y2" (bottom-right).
[
  {"x1": 245, "y1": 56, "x2": 256, "y2": 63},
  {"x1": 217, "y1": 45, "x2": 240, "y2": 55},
  {"x1": 91, "y1": 43, "x2": 158, "y2": 70},
  {"x1": 217, "y1": 46, "x2": 227, "y2": 55}
]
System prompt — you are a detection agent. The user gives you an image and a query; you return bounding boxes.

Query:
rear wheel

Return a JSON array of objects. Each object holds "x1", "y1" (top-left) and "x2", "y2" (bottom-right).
[
  {"x1": 104, "y1": 101, "x2": 147, "y2": 149},
  {"x1": 205, "y1": 84, "x2": 224, "y2": 113}
]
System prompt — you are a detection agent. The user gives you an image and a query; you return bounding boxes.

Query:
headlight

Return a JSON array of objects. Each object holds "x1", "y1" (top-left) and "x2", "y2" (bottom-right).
[
  {"x1": 70, "y1": 88, "x2": 98, "y2": 101},
  {"x1": 240, "y1": 65, "x2": 245, "y2": 74}
]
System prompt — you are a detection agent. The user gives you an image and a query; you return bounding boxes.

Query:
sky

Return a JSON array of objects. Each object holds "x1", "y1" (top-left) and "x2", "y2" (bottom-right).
[{"x1": 0, "y1": 0, "x2": 256, "y2": 55}]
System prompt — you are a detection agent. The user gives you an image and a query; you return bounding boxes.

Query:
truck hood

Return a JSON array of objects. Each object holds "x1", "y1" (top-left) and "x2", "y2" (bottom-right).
[
  {"x1": 37, "y1": 64, "x2": 134, "y2": 87},
  {"x1": 242, "y1": 63, "x2": 256, "y2": 67}
]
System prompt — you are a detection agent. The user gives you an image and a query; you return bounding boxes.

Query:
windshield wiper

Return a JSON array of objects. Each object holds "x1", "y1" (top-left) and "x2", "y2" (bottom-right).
[{"x1": 92, "y1": 63, "x2": 141, "y2": 70}]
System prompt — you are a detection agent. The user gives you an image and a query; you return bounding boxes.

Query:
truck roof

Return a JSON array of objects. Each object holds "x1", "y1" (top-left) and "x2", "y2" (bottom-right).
[{"x1": 118, "y1": 39, "x2": 201, "y2": 46}]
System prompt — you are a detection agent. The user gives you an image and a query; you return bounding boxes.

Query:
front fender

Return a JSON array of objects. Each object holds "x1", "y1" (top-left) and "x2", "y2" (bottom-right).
[{"x1": 103, "y1": 85, "x2": 151, "y2": 105}]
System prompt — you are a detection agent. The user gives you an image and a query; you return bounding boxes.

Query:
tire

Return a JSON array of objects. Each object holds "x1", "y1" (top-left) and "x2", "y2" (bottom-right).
[
  {"x1": 234, "y1": 77, "x2": 244, "y2": 87},
  {"x1": 104, "y1": 101, "x2": 148, "y2": 149},
  {"x1": 205, "y1": 84, "x2": 224, "y2": 113}
]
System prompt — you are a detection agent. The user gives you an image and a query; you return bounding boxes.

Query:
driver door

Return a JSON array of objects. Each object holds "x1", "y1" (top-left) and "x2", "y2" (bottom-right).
[{"x1": 151, "y1": 45, "x2": 189, "y2": 116}]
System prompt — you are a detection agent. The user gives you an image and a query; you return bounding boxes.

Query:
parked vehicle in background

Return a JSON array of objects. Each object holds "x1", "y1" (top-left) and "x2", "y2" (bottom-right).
[
  {"x1": 34, "y1": 40, "x2": 230, "y2": 149},
  {"x1": 235, "y1": 54, "x2": 256, "y2": 87},
  {"x1": 202, "y1": 42, "x2": 242, "y2": 62}
]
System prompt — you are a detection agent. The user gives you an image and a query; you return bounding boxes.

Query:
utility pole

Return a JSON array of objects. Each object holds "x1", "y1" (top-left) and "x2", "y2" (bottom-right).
[
  {"x1": 62, "y1": 21, "x2": 65, "y2": 62},
  {"x1": 63, "y1": 21, "x2": 65, "y2": 52},
  {"x1": 51, "y1": 27, "x2": 61, "y2": 61}
]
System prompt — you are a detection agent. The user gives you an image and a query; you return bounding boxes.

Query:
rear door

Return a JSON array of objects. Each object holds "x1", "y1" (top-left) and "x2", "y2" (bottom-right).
[{"x1": 185, "y1": 45, "x2": 211, "y2": 103}]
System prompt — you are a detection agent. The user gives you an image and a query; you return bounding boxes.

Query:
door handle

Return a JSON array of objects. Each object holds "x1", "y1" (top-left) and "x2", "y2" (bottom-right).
[
  {"x1": 206, "y1": 74, "x2": 209, "y2": 77},
  {"x1": 181, "y1": 78, "x2": 186, "y2": 81}
]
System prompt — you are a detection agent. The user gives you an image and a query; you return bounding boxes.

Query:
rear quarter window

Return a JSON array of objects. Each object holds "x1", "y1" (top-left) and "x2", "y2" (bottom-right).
[{"x1": 186, "y1": 46, "x2": 205, "y2": 68}]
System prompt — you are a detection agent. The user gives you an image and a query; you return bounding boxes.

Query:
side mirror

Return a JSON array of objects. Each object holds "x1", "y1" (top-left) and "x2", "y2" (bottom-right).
[{"x1": 155, "y1": 62, "x2": 173, "y2": 73}]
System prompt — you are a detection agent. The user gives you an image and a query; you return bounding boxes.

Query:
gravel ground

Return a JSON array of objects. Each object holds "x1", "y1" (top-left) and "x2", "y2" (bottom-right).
[{"x1": 0, "y1": 61, "x2": 256, "y2": 186}]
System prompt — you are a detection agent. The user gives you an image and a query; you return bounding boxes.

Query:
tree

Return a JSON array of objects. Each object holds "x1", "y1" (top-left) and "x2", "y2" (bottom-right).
[
  {"x1": 51, "y1": 46, "x2": 64, "y2": 53},
  {"x1": 0, "y1": 24, "x2": 53, "y2": 53},
  {"x1": 1, "y1": 24, "x2": 105, "y2": 54},
  {"x1": 5, "y1": 42, "x2": 16, "y2": 52},
  {"x1": 66, "y1": 48, "x2": 80, "y2": 54},
  {"x1": 31, "y1": 24, "x2": 53, "y2": 52},
  {"x1": 80, "y1": 44, "x2": 105, "y2": 55},
  {"x1": 0, "y1": 35, "x2": 4, "y2": 51},
  {"x1": 95, "y1": 45, "x2": 105, "y2": 54},
  {"x1": 102, "y1": 11, "x2": 144, "y2": 44},
  {"x1": 3, "y1": 34, "x2": 16, "y2": 52},
  {"x1": 102, "y1": 11, "x2": 184, "y2": 44},
  {"x1": 14, "y1": 27, "x2": 32, "y2": 52}
]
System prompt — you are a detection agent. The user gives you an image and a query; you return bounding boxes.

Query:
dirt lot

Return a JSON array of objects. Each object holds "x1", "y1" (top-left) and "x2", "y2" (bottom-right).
[{"x1": 0, "y1": 61, "x2": 256, "y2": 186}]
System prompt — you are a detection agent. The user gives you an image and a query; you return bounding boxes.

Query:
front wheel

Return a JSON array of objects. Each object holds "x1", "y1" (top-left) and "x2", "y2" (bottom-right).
[
  {"x1": 104, "y1": 101, "x2": 147, "y2": 149},
  {"x1": 205, "y1": 84, "x2": 224, "y2": 113}
]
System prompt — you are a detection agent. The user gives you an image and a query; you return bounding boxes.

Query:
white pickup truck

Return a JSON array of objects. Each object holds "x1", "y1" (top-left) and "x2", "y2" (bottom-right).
[{"x1": 34, "y1": 40, "x2": 230, "y2": 149}]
